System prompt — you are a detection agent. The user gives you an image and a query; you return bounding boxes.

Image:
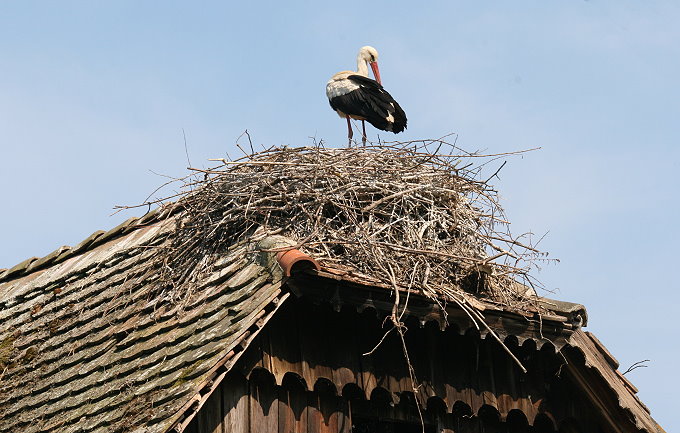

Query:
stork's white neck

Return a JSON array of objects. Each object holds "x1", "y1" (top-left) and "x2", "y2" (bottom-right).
[{"x1": 356, "y1": 54, "x2": 369, "y2": 77}]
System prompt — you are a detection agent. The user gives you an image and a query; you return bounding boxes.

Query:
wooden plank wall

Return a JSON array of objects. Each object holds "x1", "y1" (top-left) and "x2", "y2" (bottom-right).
[
  {"x1": 184, "y1": 370, "x2": 353, "y2": 433},
  {"x1": 238, "y1": 299, "x2": 552, "y2": 420},
  {"x1": 185, "y1": 298, "x2": 601, "y2": 433},
  {"x1": 184, "y1": 369, "x2": 529, "y2": 433}
]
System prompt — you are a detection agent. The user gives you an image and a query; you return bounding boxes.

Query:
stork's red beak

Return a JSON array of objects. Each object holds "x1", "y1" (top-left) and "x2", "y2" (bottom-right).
[{"x1": 370, "y1": 61, "x2": 381, "y2": 85}]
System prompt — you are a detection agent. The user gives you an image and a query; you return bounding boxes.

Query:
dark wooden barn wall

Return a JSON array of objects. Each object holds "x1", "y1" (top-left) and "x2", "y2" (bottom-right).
[
  {"x1": 184, "y1": 370, "x2": 548, "y2": 433},
  {"x1": 185, "y1": 298, "x2": 603, "y2": 433}
]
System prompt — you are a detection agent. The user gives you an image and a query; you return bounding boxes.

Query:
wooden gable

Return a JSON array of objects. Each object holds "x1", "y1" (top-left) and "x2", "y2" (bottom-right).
[{"x1": 182, "y1": 290, "x2": 657, "y2": 433}]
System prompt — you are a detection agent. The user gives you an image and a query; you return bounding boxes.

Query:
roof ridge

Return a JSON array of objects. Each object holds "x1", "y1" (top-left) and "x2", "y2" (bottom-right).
[{"x1": 0, "y1": 205, "x2": 177, "y2": 284}]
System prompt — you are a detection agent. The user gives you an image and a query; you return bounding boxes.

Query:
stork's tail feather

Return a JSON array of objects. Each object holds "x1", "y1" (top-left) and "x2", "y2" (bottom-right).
[
  {"x1": 388, "y1": 103, "x2": 407, "y2": 133},
  {"x1": 365, "y1": 99, "x2": 407, "y2": 134}
]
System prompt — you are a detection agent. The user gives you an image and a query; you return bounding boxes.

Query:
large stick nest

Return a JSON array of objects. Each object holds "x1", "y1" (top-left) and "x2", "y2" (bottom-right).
[{"x1": 142, "y1": 140, "x2": 549, "y2": 311}]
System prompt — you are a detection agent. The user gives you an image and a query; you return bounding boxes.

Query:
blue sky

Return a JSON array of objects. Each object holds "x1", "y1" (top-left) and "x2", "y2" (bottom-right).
[{"x1": 1, "y1": 1, "x2": 678, "y2": 429}]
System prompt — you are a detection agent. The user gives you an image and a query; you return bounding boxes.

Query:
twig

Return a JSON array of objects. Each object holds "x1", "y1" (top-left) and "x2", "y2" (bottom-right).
[
  {"x1": 484, "y1": 160, "x2": 507, "y2": 184},
  {"x1": 361, "y1": 185, "x2": 428, "y2": 213},
  {"x1": 623, "y1": 359, "x2": 650, "y2": 375},
  {"x1": 182, "y1": 128, "x2": 192, "y2": 168}
]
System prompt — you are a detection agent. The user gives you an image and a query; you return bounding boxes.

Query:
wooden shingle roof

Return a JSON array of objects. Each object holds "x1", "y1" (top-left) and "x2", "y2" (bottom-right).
[{"x1": 0, "y1": 216, "x2": 288, "y2": 433}]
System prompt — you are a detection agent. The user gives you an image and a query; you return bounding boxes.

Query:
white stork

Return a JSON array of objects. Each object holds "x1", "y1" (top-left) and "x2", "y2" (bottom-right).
[{"x1": 326, "y1": 46, "x2": 407, "y2": 145}]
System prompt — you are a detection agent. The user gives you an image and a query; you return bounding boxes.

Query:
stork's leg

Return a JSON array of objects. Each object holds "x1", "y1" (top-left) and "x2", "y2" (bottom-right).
[
  {"x1": 361, "y1": 120, "x2": 367, "y2": 145},
  {"x1": 346, "y1": 116, "x2": 353, "y2": 145}
]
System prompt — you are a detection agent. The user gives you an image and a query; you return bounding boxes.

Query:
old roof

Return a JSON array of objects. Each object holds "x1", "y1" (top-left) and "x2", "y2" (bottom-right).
[
  {"x1": 567, "y1": 331, "x2": 661, "y2": 433},
  {"x1": 0, "y1": 212, "x2": 290, "y2": 433},
  {"x1": 0, "y1": 210, "x2": 661, "y2": 433}
]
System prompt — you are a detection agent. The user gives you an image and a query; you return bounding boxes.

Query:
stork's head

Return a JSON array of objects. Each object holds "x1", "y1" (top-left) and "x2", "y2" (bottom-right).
[{"x1": 358, "y1": 46, "x2": 381, "y2": 84}]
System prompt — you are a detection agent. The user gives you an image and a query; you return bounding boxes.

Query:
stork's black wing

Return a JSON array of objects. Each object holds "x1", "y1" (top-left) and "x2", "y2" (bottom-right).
[{"x1": 329, "y1": 75, "x2": 407, "y2": 133}]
